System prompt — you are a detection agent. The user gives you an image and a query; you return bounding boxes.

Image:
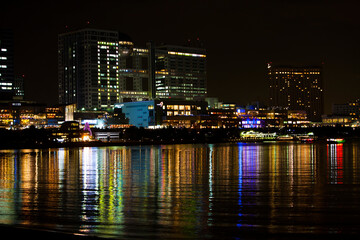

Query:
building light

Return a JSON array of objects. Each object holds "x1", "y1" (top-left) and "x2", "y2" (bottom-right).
[{"x1": 167, "y1": 51, "x2": 206, "y2": 58}]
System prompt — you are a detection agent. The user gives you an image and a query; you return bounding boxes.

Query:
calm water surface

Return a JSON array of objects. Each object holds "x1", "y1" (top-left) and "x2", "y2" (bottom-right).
[{"x1": 1, "y1": 142, "x2": 360, "y2": 239}]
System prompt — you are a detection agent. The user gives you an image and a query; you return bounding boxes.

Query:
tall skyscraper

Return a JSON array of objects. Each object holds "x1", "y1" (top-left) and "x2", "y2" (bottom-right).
[
  {"x1": 268, "y1": 63, "x2": 324, "y2": 121},
  {"x1": 58, "y1": 28, "x2": 119, "y2": 110},
  {"x1": 0, "y1": 29, "x2": 14, "y2": 100}
]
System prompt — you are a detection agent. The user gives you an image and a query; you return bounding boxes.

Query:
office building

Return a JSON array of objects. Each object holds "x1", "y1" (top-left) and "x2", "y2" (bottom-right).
[
  {"x1": 59, "y1": 28, "x2": 208, "y2": 110},
  {"x1": 58, "y1": 28, "x2": 119, "y2": 110},
  {"x1": 155, "y1": 45, "x2": 207, "y2": 100},
  {"x1": 118, "y1": 43, "x2": 207, "y2": 101},
  {"x1": 0, "y1": 29, "x2": 14, "y2": 100},
  {"x1": 268, "y1": 63, "x2": 324, "y2": 121},
  {"x1": 118, "y1": 41, "x2": 150, "y2": 102}
]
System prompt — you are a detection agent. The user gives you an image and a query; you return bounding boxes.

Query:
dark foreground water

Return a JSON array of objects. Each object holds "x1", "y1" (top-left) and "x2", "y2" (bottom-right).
[{"x1": 1, "y1": 142, "x2": 360, "y2": 239}]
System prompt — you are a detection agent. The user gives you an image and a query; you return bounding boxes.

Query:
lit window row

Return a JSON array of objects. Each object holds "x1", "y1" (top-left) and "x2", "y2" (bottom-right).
[
  {"x1": 98, "y1": 41, "x2": 118, "y2": 46},
  {"x1": 119, "y1": 41, "x2": 133, "y2": 45},
  {"x1": 274, "y1": 71, "x2": 320, "y2": 75},
  {"x1": 168, "y1": 51, "x2": 206, "y2": 58},
  {"x1": 134, "y1": 48, "x2": 148, "y2": 53}
]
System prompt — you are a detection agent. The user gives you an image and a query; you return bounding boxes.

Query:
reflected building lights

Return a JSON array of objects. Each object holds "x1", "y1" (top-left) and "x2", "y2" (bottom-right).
[
  {"x1": 237, "y1": 143, "x2": 243, "y2": 228},
  {"x1": 1, "y1": 143, "x2": 360, "y2": 237},
  {"x1": 327, "y1": 144, "x2": 344, "y2": 184}
]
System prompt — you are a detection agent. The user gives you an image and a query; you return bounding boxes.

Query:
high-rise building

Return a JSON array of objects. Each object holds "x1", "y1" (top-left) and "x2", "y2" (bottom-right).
[
  {"x1": 118, "y1": 41, "x2": 150, "y2": 102},
  {"x1": 58, "y1": 28, "x2": 119, "y2": 110},
  {"x1": 155, "y1": 45, "x2": 207, "y2": 100},
  {"x1": 0, "y1": 29, "x2": 14, "y2": 100},
  {"x1": 59, "y1": 28, "x2": 207, "y2": 110},
  {"x1": 268, "y1": 63, "x2": 324, "y2": 121},
  {"x1": 118, "y1": 43, "x2": 207, "y2": 102}
]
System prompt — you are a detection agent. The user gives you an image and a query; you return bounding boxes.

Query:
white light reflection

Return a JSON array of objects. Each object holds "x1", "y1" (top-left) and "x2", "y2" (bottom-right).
[
  {"x1": 208, "y1": 144, "x2": 214, "y2": 225},
  {"x1": 57, "y1": 148, "x2": 66, "y2": 189},
  {"x1": 237, "y1": 143, "x2": 243, "y2": 228},
  {"x1": 80, "y1": 147, "x2": 99, "y2": 228}
]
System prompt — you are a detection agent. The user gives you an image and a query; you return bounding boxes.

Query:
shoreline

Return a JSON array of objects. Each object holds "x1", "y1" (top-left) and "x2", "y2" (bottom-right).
[{"x1": 1, "y1": 136, "x2": 359, "y2": 150}]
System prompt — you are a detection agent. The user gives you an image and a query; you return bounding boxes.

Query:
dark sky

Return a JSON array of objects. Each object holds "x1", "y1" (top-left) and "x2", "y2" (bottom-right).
[{"x1": 1, "y1": 0, "x2": 360, "y2": 113}]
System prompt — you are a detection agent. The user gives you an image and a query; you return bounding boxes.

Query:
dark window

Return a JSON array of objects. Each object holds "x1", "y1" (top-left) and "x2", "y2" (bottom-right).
[
  {"x1": 126, "y1": 57, "x2": 133, "y2": 69},
  {"x1": 126, "y1": 77, "x2": 133, "y2": 90},
  {"x1": 141, "y1": 57, "x2": 148, "y2": 69},
  {"x1": 142, "y1": 78, "x2": 149, "y2": 91}
]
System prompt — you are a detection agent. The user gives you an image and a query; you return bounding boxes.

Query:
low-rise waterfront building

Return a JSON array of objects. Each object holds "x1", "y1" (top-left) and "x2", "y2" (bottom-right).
[{"x1": 114, "y1": 99, "x2": 208, "y2": 128}]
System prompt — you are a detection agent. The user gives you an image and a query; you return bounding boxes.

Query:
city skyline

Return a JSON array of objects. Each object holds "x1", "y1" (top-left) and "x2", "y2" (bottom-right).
[{"x1": 1, "y1": 1, "x2": 360, "y2": 114}]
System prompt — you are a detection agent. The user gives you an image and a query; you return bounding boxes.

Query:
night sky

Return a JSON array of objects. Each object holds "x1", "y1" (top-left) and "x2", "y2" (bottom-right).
[{"x1": 1, "y1": 0, "x2": 360, "y2": 114}]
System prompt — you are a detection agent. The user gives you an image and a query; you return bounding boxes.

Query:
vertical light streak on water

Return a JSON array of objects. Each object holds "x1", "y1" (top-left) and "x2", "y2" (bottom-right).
[
  {"x1": 336, "y1": 144, "x2": 344, "y2": 184},
  {"x1": 34, "y1": 150, "x2": 39, "y2": 199},
  {"x1": 81, "y1": 147, "x2": 99, "y2": 229},
  {"x1": 332, "y1": 144, "x2": 337, "y2": 184},
  {"x1": 13, "y1": 150, "x2": 19, "y2": 222},
  {"x1": 57, "y1": 148, "x2": 65, "y2": 190},
  {"x1": 352, "y1": 145, "x2": 358, "y2": 183},
  {"x1": 327, "y1": 144, "x2": 329, "y2": 183},
  {"x1": 208, "y1": 144, "x2": 213, "y2": 226},
  {"x1": 328, "y1": 144, "x2": 337, "y2": 184},
  {"x1": 310, "y1": 145, "x2": 315, "y2": 183},
  {"x1": 288, "y1": 144, "x2": 294, "y2": 207},
  {"x1": 106, "y1": 148, "x2": 115, "y2": 225},
  {"x1": 237, "y1": 143, "x2": 243, "y2": 228},
  {"x1": 115, "y1": 148, "x2": 124, "y2": 229}
]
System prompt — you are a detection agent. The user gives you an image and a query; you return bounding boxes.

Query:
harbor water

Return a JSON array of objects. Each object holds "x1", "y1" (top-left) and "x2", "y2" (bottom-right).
[{"x1": 1, "y1": 142, "x2": 360, "y2": 239}]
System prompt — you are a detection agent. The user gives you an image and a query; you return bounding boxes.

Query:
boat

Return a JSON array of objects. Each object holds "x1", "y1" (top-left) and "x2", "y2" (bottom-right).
[
  {"x1": 277, "y1": 135, "x2": 294, "y2": 141},
  {"x1": 326, "y1": 138, "x2": 345, "y2": 143}
]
